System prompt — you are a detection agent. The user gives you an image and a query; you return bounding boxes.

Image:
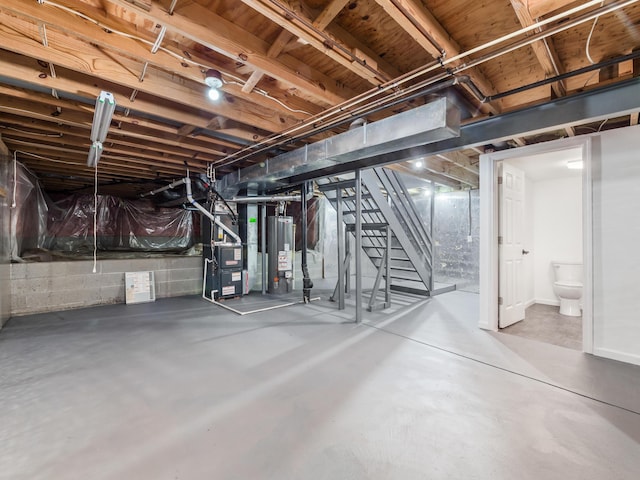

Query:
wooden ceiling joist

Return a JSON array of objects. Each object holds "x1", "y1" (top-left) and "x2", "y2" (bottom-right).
[
  {"x1": 107, "y1": 0, "x2": 356, "y2": 105},
  {"x1": 1, "y1": 0, "x2": 638, "y2": 196}
]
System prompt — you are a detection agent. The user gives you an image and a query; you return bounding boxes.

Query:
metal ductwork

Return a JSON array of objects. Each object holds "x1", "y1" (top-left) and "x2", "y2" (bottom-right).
[{"x1": 217, "y1": 97, "x2": 460, "y2": 197}]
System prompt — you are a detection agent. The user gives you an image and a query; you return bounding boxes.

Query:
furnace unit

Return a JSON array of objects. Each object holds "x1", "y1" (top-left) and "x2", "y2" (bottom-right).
[{"x1": 202, "y1": 202, "x2": 244, "y2": 300}]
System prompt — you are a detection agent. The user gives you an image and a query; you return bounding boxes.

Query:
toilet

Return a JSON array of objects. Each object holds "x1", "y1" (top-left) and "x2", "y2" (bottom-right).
[{"x1": 552, "y1": 262, "x2": 583, "y2": 316}]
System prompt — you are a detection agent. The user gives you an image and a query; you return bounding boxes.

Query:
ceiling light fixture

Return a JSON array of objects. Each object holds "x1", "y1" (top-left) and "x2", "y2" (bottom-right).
[
  {"x1": 205, "y1": 69, "x2": 223, "y2": 101},
  {"x1": 567, "y1": 159, "x2": 584, "y2": 170},
  {"x1": 87, "y1": 91, "x2": 116, "y2": 167},
  {"x1": 414, "y1": 160, "x2": 423, "y2": 169}
]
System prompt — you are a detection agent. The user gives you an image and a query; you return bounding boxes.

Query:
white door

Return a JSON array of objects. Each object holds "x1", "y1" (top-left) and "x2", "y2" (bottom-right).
[{"x1": 499, "y1": 162, "x2": 526, "y2": 328}]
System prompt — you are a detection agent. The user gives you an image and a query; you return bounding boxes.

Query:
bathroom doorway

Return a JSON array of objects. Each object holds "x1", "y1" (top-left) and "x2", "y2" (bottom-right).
[
  {"x1": 479, "y1": 137, "x2": 593, "y2": 353},
  {"x1": 499, "y1": 149, "x2": 584, "y2": 349}
]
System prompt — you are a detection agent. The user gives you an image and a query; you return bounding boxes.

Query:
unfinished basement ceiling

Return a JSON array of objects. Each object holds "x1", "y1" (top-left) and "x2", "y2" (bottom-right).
[{"x1": 0, "y1": 0, "x2": 639, "y2": 197}]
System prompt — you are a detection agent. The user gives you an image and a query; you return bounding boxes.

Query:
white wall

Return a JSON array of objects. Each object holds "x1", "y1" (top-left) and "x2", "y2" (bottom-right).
[
  {"x1": 532, "y1": 175, "x2": 582, "y2": 305},
  {"x1": 592, "y1": 125, "x2": 640, "y2": 365}
]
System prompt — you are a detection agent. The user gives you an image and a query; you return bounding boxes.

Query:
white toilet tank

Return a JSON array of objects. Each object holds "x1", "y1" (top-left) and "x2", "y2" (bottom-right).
[{"x1": 552, "y1": 262, "x2": 583, "y2": 283}]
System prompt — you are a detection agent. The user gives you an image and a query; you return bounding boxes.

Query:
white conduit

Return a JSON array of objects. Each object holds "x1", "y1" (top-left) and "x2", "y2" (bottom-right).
[{"x1": 218, "y1": 0, "x2": 634, "y2": 167}]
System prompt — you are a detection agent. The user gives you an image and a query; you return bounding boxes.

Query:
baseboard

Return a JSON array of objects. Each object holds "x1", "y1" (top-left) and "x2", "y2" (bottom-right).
[
  {"x1": 593, "y1": 347, "x2": 640, "y2": 367},
  {"x1": 535, "y1": 298, "x2": 560, "y2": 307}
]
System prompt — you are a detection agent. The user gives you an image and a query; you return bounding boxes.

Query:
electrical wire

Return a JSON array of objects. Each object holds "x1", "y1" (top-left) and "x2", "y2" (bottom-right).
[
  {"x1": 597, "y1": 118, "x2": 608, "y2": 132},
  {"x1": 12, "y1": 150, "x2": 81, "y2": 167},
  {"x1": 38, "y1": 0, "x2": 310, "y2": 116},
  {"x1": 216, "y1": 0, "x2": 633, "y2": 168},
  {"x1": 586, "y1": 2, "x2": 605, "y2": 64},
  {"x1": 3, "y1": 126, "x2": 63, "y2": 137}
]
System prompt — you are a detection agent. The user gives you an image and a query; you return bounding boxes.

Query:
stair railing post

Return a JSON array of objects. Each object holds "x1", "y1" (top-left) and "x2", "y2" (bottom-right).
[
  {"x1": 385, "y1": 224, "x2": 391, "y2": 306},
  {"x1": 355, "y1": 169, "x2": 363, "y2": 324},
  {"x1": 336, "y1": 186, "x2": 345, "y2": 310}
]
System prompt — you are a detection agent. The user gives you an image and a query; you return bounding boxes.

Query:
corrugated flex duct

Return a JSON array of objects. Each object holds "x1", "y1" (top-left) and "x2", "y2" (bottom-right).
[{"x1": 218, "y1": 97, "x2": 460, "y2": 197}]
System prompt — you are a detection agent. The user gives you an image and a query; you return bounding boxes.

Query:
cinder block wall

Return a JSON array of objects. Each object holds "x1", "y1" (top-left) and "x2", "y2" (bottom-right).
[{"x1": 10, "y1": 256, "x2": 202, "y2": 316}]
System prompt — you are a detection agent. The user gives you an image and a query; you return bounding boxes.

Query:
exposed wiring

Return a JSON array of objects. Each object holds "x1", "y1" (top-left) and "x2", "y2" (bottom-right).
[
  {"x1": 93, "y1": 162, "x2": 98, "y2": 274},
  {"x1": 226, "y1": 80, "x2": 313, "y2": 115},
  {"x1": 13, "y1": 150, "x2": 79, "y2": 167},
  {"x1": 597, "y1": 118, "x2": 608, "y2": 132},
  {"x1": 218, "y1": 0, "x2": 631, "y2": 168},
  {"x1": 39, "y1": 0, "x2": 310, "y2": 116},
  {"x1": 2, "y1": 126, "x2": 63, "y2": 137},
  {"x1": 586, "y1": 1, "x2": 605, "y2": 64}
]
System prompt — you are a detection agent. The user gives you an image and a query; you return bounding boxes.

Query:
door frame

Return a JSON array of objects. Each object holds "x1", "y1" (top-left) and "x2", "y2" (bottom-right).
[{"x1": 479, "y1": 136, "x2": 593, "y2": 353}]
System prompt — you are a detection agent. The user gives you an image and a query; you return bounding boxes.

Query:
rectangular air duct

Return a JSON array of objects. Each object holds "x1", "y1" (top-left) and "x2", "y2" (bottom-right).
[{"x1": 218, "y1": 97, "x2": 459, "y2": 196}]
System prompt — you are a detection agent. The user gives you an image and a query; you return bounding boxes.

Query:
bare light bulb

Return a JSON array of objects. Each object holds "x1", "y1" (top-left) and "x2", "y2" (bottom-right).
[{"x1": 208, "y1": 87, "x2": 221, "y2": 101}]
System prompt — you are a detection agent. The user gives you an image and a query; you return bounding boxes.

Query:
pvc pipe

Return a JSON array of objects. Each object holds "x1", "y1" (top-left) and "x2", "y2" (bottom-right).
[
  {"x1": 185, "y1": 177, "x2": 241, "y2": 244},
  {"x1": 230, "y1": 195, "x2": 301, "y2": 203}
]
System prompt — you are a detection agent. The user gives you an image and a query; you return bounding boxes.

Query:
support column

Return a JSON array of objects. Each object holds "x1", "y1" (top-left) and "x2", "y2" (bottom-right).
[
  {"x1": 336, "y1": 186, "x2": 345, "y2": 310},
  {"x1": 261, "y1": 202, "x2": 267, "y2": 295},
  {"x1": 355, "y1": 169, "x2": 362, "y2": 324}
]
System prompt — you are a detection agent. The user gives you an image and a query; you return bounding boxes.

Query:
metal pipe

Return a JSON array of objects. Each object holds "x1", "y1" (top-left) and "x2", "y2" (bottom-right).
[
  {"x1": 336, "y1": 186, "x2": 345, "y2": 310},
  {"x1": 456, "y1": 0, "x2": 639, "y2": 79},
  {"x1": 204, "y1": 256, "x2": 319, "y2": 313},
  {"x1": 261, "y1": 202, "x2": 267, "y2": 295},
  {"x1": 139, "y1": 178, "x2": 186, "y2": 197},
  {"x1": 300, "y1": 181, "x2": 313, "y2": 303},
  {"x1": 484, "y1": 50, "x2": 640, "y2": 103},
  {"x1": 215, "y1": 0, "x2": 618, "y2": 168},
  {"x1": 185, "y1": 177, "x2": 242, "y2": 244},
  {"x1": 230, "y1": 194, "x2": 301, "y2": 203}
]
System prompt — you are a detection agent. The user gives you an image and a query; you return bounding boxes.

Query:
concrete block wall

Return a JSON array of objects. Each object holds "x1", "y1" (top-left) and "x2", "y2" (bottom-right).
[{"x1": 10, "y1": 256, "x2": 202, "y2": 316}]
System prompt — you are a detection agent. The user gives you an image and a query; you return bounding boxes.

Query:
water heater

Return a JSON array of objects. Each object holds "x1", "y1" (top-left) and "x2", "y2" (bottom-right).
[{"x1": 267, "y1": 216, "x2": 294, "y2": 294}]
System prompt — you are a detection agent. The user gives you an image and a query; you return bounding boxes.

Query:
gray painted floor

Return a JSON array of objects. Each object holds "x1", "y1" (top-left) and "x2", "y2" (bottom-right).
[
  {"x1": 501, "y1": 303, "x2": 582, "y2": 350},
  {"x1": 1, "y1": 289, "x2": 639, "y2": 479}
]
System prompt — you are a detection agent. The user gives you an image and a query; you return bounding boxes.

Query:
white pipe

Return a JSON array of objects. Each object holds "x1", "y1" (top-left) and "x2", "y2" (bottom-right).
[
  {"x1": 218, "y1": 0, "x2": 631, "y2": 168},
  {"x1": 203, "y1": 257, "x2": 319, "y2": 314},
  {"x1": 185, "y1": 177, "x2": 242, "y2": 244},
  {"x1": 230, "y1": 195, "x2": 301, "y2": 203}
]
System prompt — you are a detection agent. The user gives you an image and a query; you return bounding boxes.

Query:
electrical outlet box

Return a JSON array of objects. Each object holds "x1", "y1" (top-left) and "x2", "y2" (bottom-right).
[{"x1": 467, "y1": 235, "x2": 473, "y2": 243}]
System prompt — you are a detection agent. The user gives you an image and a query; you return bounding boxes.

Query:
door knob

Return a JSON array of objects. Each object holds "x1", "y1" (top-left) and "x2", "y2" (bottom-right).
[{"x1": 522, "y1": 249, "x2": 530, "y2": 255}]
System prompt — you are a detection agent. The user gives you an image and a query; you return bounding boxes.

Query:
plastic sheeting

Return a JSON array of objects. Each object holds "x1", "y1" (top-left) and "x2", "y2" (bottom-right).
[
  {"x1": 47, "y1": 195, "x2": 194, "y2": 253},
  {"x1": 5, "y1": 160, "x2": 195, "y2": 258},
  {"x1": 9, "y1": 161, "x2": 48, "y2": 261},
  {"x1": 0, "y1": 155, "x2": 12, "y2": 324}
]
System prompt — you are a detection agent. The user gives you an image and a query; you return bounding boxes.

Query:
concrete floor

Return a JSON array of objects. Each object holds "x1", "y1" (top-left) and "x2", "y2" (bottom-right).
[
  {"x1": 500, "y1": 303, "x2": 582, "y2": 350},
  {"x1": 1, "y1": 289, "x2": 639, "y2": 479}
]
